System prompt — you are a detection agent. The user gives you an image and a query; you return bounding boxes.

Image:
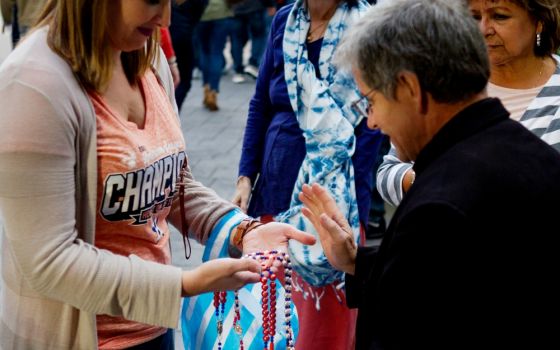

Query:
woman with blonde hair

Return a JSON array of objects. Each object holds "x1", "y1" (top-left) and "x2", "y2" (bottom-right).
[
  {"x1": 233, "y1": 0, "x2": 383, "y2": 348},
  {"x1": 0, "y1": 0, "x2": 314, "y2": 348}
]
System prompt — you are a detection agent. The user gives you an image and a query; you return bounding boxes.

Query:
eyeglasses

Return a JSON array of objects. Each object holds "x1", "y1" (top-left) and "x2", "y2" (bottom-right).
[{"x1": 351, "y1": 88, "x2": 375, "y2": 119}]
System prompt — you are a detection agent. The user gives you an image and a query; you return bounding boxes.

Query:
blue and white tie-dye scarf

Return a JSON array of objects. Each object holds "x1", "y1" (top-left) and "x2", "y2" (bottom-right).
[{"x1": 276, "y1": 0, "x2": 370, "y2": 286}]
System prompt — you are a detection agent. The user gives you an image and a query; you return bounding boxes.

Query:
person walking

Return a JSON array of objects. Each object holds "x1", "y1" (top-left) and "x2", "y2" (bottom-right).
[
  {"x1": 300, "y1": 0, "x2": 559, "y2": 348},
  {"x1": 0, "y1": 0, "x2": 46, "y2": 47},
  {"x1": 197, "y1": 0, "x2": 233, "y2": 111},
  {"x1": 229, "y1": 0, "x2": 275, "y2": 84},
  {"x1": 169, "y1": 0, "x2": 208, "y2": 111}
]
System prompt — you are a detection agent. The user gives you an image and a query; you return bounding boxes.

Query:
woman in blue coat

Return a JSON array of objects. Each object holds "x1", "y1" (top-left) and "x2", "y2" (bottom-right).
[{"x1": 233, "y1": 0, "x2": 383, "y2": 348}]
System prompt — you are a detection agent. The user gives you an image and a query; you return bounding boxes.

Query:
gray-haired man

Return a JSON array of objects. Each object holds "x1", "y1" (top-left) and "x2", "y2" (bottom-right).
[{"x1": 299, "y1": 0, "x2": 559, "y2": 348}]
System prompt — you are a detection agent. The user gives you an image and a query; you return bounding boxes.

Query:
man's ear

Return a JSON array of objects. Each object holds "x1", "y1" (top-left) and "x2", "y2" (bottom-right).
[{"x1": 396, "y1": 71, "x2": 427, "y2": 114}]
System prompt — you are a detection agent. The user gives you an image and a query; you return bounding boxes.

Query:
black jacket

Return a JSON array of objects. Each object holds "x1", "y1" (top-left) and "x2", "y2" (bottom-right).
[
  {"x1": 346, "y1": 98, "x2": 560, "y2": 349},
  {"x1": 172, "y1": 0, "x2": 209, "y2": 22},
  {"x1": 231, "y1": 0, "x2": 275, "y2": 15}
]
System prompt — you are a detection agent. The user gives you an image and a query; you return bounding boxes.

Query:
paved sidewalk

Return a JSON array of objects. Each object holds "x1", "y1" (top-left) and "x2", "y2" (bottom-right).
[
  {"x1": 170, "y1": 74, "x2": 258, "y2": 349},
  {"x1": 170, "y1": 75, "x2": 258, "y2": 271}
]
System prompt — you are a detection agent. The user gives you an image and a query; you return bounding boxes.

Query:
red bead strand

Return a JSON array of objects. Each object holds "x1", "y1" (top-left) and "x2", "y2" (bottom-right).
[{"x1": 218, "y1": 251, "x2": 294, "y2": 350}]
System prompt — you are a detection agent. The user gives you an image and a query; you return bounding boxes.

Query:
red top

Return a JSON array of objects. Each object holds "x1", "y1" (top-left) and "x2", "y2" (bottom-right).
[{"x1": 159, "y1": 27, "x2": 175, "y2": 59}]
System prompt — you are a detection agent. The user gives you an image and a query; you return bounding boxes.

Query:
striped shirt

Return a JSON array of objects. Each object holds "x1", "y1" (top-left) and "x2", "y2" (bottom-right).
[{"x1": 377, "y1": 58, "x2": 560, "y2": 207}]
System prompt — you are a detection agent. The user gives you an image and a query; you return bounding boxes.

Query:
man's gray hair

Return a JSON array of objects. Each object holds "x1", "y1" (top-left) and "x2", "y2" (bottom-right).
[{"x1": 335, "y1": 0, "x2": 490, "y2": 103}]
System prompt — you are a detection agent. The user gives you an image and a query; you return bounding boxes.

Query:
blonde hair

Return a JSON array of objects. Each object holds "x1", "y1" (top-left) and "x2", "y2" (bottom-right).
[{"x1": 34, "y1": 0, "x2": 161, "y2": 92}]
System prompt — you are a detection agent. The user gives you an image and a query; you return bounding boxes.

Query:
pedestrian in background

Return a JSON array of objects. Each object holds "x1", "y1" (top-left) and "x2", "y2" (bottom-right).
[
  {"x1": 300, "y1": 0, "x2": 559, "y2": 348},
  {"x1": 169, "y1": 0, "x2": 208, "y2": 111},
  {"x1": 229, "y1": 0, "x2": 275, "y2": 84},
  {"x1": 233, "y1": 0, "x2": 383, "y2": 348},
  {"x1": 197, "y1": 0, "x2": 234, "y2": 111},
  {"x1": 377, "y1": 0, "x2": 560, "y2": 207},
  {"x1": 0, "y1": 0, "x2": 315, "y2": 348},
  {"x1": 0, "y1": 0, "x2": 46, "y2": 47}
]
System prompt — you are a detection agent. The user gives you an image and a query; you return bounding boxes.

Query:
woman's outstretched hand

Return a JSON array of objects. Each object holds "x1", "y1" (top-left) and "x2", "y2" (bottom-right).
[
  {"x1": 240, "y1": 221, "x2": 316, "y2": 256},
  {"x1": 240, "y1": 221, "x2": 316, "y2": 277},
  {"x1": 299, "y1": 183, "x2": 357, "y2": 275}
]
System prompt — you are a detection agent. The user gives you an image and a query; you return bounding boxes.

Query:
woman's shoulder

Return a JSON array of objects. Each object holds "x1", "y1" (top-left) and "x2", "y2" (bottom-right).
[
  {"x1": 0, "y1": 28, "x2": 84, "y2": 96},
  {"x1": 0, "y1": 28, "x2": 92, "y2": 123},
  {"x1": 271, "y1": 4, "x2": 293, "y2": 30}
]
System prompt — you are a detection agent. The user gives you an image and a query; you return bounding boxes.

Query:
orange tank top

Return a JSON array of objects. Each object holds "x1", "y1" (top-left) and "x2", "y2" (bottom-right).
[{"x1": 91, "y1": 69, "x2": 185, "y2": 349}]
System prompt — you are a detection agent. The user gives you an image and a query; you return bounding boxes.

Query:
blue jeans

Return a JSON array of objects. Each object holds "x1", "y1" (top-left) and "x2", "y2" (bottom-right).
[
  {"x1": 196, "y1": 18, "x2": 232, "y2": 92},
  {"x1": 169, "y1": 1, "x2": 207, "y2": 108},
  {"x1": 230, "y1": 10, "x2": 267, "y2": 73}
]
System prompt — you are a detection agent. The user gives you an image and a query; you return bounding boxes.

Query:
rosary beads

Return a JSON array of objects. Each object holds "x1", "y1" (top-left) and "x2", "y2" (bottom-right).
[
  {"x1": 214, "y1": 291, "x2": 227, "y2": 350},
  {"x1": 214, "y1": 250, "x2": 294, "y2": 350}
]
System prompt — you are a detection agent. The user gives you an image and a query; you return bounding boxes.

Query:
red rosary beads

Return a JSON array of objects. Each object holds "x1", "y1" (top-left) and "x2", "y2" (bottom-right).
[
  {"x1": 213, "y1": 291, "x2": 227, "y2": 350},
  {"x1": 214, "y1": 250, "x2": 294, "y2": 350}
]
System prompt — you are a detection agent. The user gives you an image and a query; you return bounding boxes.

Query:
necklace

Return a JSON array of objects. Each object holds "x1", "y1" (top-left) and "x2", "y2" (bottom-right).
[
  {"x1": 214, "y1": 250, "x2": 294, "y2": 350},
  {"x1": 534, "y1": 58, "x2": 547, "y2": 87},
  {"x1": 306, "y1": 3, "x2": 339, "y2": 42},
  {"x1": 213, "y1": 291, "x2": 227, "y2": 350},
  {"x1": 307, "y1": 21, "x2": 329, "y2": 41}
]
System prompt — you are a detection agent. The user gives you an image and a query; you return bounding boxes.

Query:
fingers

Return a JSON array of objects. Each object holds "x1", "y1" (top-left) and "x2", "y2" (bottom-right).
[
  {"x1": 232, "y1": 194, "x2": 241, "y2": 206},
  {"x1": 233, "y1": 184, "x2": 250, "y2": 213},
  {"x1": 329, "y1": 209, "x2": 353, "y2": 233},
  {"x1": 234, "y1": 271, "x2": 261, "y2": 285},
  {"x1": 301, "y1": 183, "x2": 338, "y2": 214},
  {"x1": 223, "y1": 257, "x2": 261, "y2": 275},
  {"x1": 299, "y1": 188, "x2": 322, "y2": 215},
  {"x1": 301, "y1": 207, "x2": 319, "y2": 226},
  {"x1": 232, "y1": 259, "x2": 262, "y2": 285},
  {"x1": 320, "y1": 213, "x2": 349, "y2": 242},
  {"x1": 239, "y1": 196, "x2": 248, "y2": 213},
  {"x1": 311, "y1": 183, "x2": 339, "y2": 211},
  {"x1": 240, "y1": 256, "x2": 262, "y2": 274},
  {"x1": 284, "y1": 225, "x2": 316, "y2": 245},
  {"x1": 301, "y1": 183, "x2": 350, "y2": 231},
  {"x1": 232, "y1": 193, "x2": 248, "y2": 213}
]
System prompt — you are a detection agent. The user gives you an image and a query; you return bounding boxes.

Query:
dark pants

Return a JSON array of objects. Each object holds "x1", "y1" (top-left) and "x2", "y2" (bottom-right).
[
  {"x1": 169, "y1": 0, "x2": 208, "y2": 109},
  {"x1": 10, "y1": 4, "x2": 20, "y2": 48},
  {"x1": 126, "y1": 329, "x2": 174, "y2": 350},
  {"x1": 197, "y1": 18, "x2": 232, "y2": 92},
  {"x1": 230, "y1": 9, "x2": 267, "y2": 73}
]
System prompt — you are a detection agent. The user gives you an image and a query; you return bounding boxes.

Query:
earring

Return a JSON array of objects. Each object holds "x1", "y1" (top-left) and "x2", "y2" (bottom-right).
[{"x1": 537, "y1": 32, "x2": 542, "y2": 47}]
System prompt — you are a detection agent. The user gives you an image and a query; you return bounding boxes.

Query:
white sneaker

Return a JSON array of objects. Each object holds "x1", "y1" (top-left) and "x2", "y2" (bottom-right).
[
  {"x1": 232, "y1": 73, "x2": 246, "y2": 84},
  {"x1": 244, "y1": 64, "x2": 259, "y2": 79},
  {"x1": 192, "y1": 67, "x2": 201, "y2": 80}
]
